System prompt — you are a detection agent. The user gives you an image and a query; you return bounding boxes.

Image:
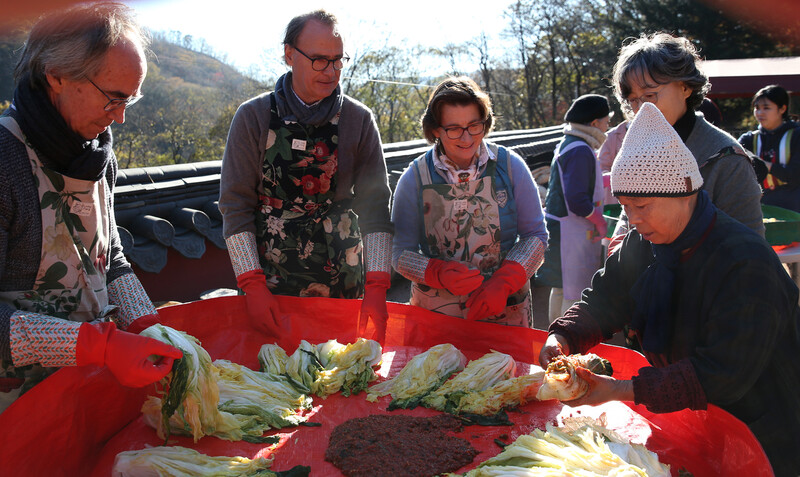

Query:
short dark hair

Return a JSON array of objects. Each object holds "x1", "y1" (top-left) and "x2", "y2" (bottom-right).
[
  {"x1": 613, "y1": 32, "x2": 709, "y2": 116},
  {"x1": 420, "y1": 76, "x2": 494, "y2": 144},
  {"x1": 753, "y1": 84, "x2": 791, "y2": 121},
  {"x1": 283, "y1": 9, "x2": 340, "y2": 48},
  {"x1": 14, "y1": 2, "x2": 148, "y2": 91}
]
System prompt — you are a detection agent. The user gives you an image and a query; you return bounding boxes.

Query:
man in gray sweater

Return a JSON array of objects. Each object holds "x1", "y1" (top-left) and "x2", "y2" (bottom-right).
[{"x1": 219, "y1": 10, "x2": 394, "y2": 343}]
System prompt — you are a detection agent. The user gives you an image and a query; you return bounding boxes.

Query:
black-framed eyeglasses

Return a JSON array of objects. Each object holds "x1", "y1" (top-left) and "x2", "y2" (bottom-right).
[
  {"x1": 621, "y1": 90, "x2": 660, "y2": 110},
  {"x1": 292, "y1": 46, "x2": 350, "y2": 71},
  {"x1": 88, "y1": 78, "x2": 143, "y2": 112},
  {"x1": 441, "y1": 121, "x2": 486, "y2": 140}
]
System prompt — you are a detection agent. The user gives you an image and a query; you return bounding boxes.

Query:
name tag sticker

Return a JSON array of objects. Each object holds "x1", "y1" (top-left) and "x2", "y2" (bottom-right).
[
  {"x1": 454, "y1": 199, "x2": 469, "y2": 212},
  {"x1": 70, "y1": 202, "x2": 93, "y2": 217},
  {"x1": 291, "y1": 139, "x2": 307, "y2": 150}
]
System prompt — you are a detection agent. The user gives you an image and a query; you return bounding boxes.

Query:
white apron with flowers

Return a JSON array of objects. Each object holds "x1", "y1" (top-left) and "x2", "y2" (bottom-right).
[
  {"x1": 0, "y1": 116, "x2": 112, "y2": 399},
  {"x1": 411, "y1": 159, "x2": 531, "y2": 326}
]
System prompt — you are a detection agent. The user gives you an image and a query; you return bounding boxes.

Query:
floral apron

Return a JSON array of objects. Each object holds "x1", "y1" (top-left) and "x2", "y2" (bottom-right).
[
  {"x1": 255, "y1": 94, "x2": 363, "y2": 299},
  {"x1": 411, "y1": 158, "x2": 531, "y2": 326},
  {"x1": 0, "y1": 116, "x2": 112, "y2": 403},
  {"x1": 545, "y1": 140, "x2": 604, "y2": 301}
]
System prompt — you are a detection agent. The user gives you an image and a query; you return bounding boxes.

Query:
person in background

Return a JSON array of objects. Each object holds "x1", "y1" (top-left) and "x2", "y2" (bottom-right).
[
  {"x1": 536, "y1": 94, "x2": 611, "y2": 324},
  {"x1": 539, "y1": 103, "x2": 800, "y2": 477},
  {"x1": 0, "y1": 2, "x2": 182, "y2": 412},
  {"x1": 610, "y1": 32, "x2": 763, "y2": 243},
  {"x1": 597, "y1": 119, "x2": 628, "y2": 205},
  {"x1": 391, "y1": 77, "x2": 547, "y2": 327},
  {"x1": 738, "y1": 84, "x2": 800, "y2": 212},
  {"x1": 698, "y1": 97, "x2": 723, "y2": 126},
  {"x1": 219, "y1": 10, "x2": 394, "y2": 342}
]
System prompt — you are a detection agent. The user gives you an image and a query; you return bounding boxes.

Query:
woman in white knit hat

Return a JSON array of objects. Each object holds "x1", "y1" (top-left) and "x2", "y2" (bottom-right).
[
  {"x1": 539, "y1": 103, "x2": 800, "y2": 477},
  {"x1": 609, "y1": 32, "x2": 764, "y2": 240}
]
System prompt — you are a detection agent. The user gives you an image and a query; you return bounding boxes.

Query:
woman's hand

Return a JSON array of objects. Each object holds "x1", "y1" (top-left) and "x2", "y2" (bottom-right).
[
  {"x1": 563, "y1": 367, "x2": 634, "y2": 406},
  {"x1": 538, "y1": 333, "x2": 570, "y2": 368}
]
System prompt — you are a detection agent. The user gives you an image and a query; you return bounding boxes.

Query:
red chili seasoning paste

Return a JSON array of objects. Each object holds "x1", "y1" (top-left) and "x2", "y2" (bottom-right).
[{"x1": 325, "y1": 414, "x2": 479, "y2": 477}]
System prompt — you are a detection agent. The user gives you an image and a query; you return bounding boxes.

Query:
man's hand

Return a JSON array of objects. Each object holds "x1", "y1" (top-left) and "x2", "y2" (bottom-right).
[
  {"x1": 237, "y1": 269, "x2": 282, "y2": 337},
  {"x1": 358, "y1": 272, "x2": 390, "y2": 345}
]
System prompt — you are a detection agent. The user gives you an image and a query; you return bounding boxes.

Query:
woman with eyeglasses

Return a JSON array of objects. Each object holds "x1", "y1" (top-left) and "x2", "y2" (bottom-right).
[
  {"x1": 219, "y1": 10, "x2": 394, "y2": 343},
  {"x1": 738, "y1": 84, "x2": 800, "y2": 213},
  {"x1": 536, "y1": 94, "x2": 612, "y2": 324},
  {"x1": 609, "y1": 32, "x2": 764, "y2": 242},
  {"x1": 391, "y1": 77, "x2": 547, "y2": 327}
]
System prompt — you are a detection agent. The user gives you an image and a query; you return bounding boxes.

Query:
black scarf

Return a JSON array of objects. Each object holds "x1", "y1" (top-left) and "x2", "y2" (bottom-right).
[
  {"x1": 273, "y1": 72, "x2": 343, "y2": 127},
  {"x1": 630, "y1": 190, "x2": 716, "y2": 354},
  {"x1": 13, "y1": 75, "x2": 112, "y2": 181}
]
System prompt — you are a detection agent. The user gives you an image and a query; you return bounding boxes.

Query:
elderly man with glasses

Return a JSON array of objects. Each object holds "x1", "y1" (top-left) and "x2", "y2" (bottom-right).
[
  {"x1": 0, "y1": 2, "x2": 182, "y2": 412},
  {"x1": 219, "y1": 10, "x2": 394, "y2": 343}
]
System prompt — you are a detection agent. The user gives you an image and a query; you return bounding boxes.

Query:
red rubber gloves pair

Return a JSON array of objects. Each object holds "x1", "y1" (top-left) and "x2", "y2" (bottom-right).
[
  {"x1": 465, "y1": 260, "x2": 528, "y2": 321},
  {"x1": 358, "y1": 271, "x2": 390, "y2": 345},
  {"x1": 76, "y1": 322, "x2": 182, "y2": 387},
  {"x1": 586, "y1": 207, "x2": 608, "y2": 243},
  {"x1": 237, "y1": 269, "x2": 283, "y2": 337}
]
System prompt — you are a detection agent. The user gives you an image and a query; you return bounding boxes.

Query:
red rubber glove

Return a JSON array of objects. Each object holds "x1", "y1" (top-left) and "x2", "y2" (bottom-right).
[
  {"x1": 76, "y1": 322, "x2": 182, "y2": 387},
  {"x1": 125, "y1": 313, "x2": 160, "y2": 334},
  {"x1": 424, "y1": 258, "x2": 484, "y2": 295},
  {"x1": 465, "y1": 260, "x2": 528, "y2": 321},
  {"x1": 359, "y1": 271, "x2": 390, "y2": 345},
  {"x1": 237, "y1": 269, "x2": 282, "y2": 337},
  {"x1": 586, "y1": 207, "x2": 608, "y2": 243}
]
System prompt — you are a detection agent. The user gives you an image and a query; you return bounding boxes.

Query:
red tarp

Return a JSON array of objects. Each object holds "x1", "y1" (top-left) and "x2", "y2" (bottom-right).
[{"x1": 0, "y1": 296, "x2": 773, "y2": 476}]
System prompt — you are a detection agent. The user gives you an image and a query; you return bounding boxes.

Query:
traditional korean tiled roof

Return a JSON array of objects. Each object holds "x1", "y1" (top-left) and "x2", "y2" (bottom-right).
[{"x1": 114, "y1": 126, "x2": 563, "y2": 272}]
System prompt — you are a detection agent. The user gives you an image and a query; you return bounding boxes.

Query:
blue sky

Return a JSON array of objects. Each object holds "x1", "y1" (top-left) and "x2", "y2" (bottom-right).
[{"x1": 127, "y1": 0, "x2": 512, "y2": 79}]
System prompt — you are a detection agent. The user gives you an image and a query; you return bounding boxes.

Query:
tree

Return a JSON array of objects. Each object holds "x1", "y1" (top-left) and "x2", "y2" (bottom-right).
[{"x1": 345, "y1": 45, "x2": 431, "y2": 143}]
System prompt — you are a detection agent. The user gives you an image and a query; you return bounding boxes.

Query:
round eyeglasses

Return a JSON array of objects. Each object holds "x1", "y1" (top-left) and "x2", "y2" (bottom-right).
[
  {"x1": 622, "y1": 91, "x2": 659, "y2": 110},
  {"x1": 292, "y1": 46, "x2": 350, "y2": 71},
  {"x1": 88, "y1": 78, "x2": 142, "y2": 112},
  {"x1": 441, "y1": 122, "x2": 486, "y2": 140}
]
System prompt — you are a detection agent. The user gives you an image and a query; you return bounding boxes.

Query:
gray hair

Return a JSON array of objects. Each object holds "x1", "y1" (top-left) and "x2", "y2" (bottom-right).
[
  {"x1": 282, "y1": 9, "x2": 340, "y2": 48},
  {"x1": 612, "y1": 32, "x2": 710, "y2": 115},
  {"x1": 14, "y1": 2, "x2": 149, "y2": 91}
]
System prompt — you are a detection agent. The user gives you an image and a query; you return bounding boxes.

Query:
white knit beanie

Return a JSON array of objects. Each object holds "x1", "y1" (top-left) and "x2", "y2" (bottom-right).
[{"x1": 611, "y1": 102, "x2": 703, "y2": 197}]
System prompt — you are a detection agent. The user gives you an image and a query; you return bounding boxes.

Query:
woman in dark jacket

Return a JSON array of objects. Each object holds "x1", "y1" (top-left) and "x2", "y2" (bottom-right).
[{"x1": 541, "y1": 103, "x2": 800, "y2": 477}]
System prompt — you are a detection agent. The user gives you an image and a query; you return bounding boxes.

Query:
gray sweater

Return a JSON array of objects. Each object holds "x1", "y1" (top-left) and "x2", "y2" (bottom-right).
[
  {"x1": 685, "y1": 115, "x2": 765, "y2": 236},
  {"x1": 0, "y1": 122, "x2": 133, "y2": 362},
  {"x1": 219, "y1": 92, "x2": 393, "y2": 238}
]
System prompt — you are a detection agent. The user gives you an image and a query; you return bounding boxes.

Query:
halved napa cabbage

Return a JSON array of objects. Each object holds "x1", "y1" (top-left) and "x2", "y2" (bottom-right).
[
  {"x1": 140, "y1": 325, "x2": 241, "y2": 442},
  {"x1": 111, "y1": 445, "x2": 312, "y2": 477},
  {"x1": 112, "y1": 446, "x2": 274, "y2": 477},
  {"x1": 455, "y1": 367, "x2": 545, "y2": 416},
  {"x1": 140, "y1": 325, "x2": 310, "y2": 443},
  {"x1": 258, "y1": 343, "x2": 289, "y2": 375},
  {"x1": 460, "y1": 421, "x2": 670, "y2": 477},
  {"x1": 215, "y1": 359, "x2": 312, "y2": 430},
  {"x1": 421, "y1": 350, "x2": 516, "y2": 412},
  {"x1": 311, "y1": 338, "x2": 382, "y2": 398},
  {"x1": 366, "y1": 343, "x2": 467, "y2": 410},
  {"x1": 284, "y1": 340, "x2": 322, "y2": 394}
]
